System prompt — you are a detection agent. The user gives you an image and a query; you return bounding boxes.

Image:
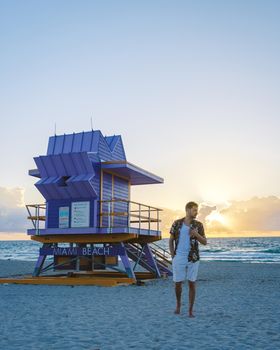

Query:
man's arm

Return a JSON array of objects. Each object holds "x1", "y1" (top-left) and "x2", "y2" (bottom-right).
[
  {"x1": 169, "y1": 234, "x2": 175, "y2": 258},
  {"x1": 191, "y1": 224, "x2": 207, "y2": 245},
  {"x1": 195, "y1": 232, "x2": 207, "y2": 245}
]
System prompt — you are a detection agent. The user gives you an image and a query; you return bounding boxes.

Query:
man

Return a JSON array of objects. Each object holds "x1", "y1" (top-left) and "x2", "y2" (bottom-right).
[{"x1": 169, "y1": 201, "x2": 207, "y2": 317}]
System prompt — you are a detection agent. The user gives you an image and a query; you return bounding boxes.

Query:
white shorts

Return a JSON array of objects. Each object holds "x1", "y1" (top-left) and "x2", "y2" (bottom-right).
[{"x1": 172, "y1": 254, "x2": 200, "y2": 282}]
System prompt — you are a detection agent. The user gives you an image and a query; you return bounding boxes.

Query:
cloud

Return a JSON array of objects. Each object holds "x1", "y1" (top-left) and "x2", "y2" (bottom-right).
[
  {"x1": 197, "y1": 204, "x2": 216, "y2": 223},
  {"x1": 160, "y1": 204, "x2": 217, "y2": 237},
  {"x1": 0, "y1": 187, "x2": 25, "y2": 208},
  {"x1": 161, "y1": 197, "x2": 280, "y2": 236},
  {"x1": 1, "y1": 186, "x2": 280, "y2": 237},
  {"x1": 220, "y1": 196, "x2": 280, "y2": 231},
  {"x1": 160, "y1": 207, "x2": 185, "y2": 236},
  {"x1": 0, "y1": 187, "x2": 28, "y2": 233}
]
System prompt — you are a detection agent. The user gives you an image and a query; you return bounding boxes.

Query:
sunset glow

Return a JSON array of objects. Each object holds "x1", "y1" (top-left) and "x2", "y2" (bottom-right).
[
  {"x1": 1, "y1": 1, "x2": 280, "y2": 240},
  {"x1": 206, "y1": 211, "x2": 228, "y2": 226}
]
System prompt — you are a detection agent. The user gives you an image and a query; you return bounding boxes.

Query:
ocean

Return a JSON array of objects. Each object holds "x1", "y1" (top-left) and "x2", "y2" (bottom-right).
[{"x1": 0, "y1": 237, "x2": 280, "y2": 263}]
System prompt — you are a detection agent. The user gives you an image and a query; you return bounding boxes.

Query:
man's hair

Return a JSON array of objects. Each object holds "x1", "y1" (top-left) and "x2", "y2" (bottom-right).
[{"x1": 185, "y1": 201, "x2": 198, "y2": 210}]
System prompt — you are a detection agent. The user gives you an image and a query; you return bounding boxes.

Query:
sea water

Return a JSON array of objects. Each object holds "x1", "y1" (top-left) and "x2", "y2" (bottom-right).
[
  {"x1": 160, "y1": 237, "x2": 280, "y2": 263},
  {"x1": 0, "y1": 237, "x2": 280, "y2": 263}
]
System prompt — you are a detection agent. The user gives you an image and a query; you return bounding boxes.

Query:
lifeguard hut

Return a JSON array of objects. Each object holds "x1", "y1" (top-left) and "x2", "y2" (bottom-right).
[{"x1": 23, "y1": 130, "x2": 172, "y2": 286}]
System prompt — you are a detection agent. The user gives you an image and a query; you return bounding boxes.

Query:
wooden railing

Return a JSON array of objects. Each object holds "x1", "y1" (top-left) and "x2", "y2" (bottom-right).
[
  {"x1": 26, "y1": 199, "x2": 162, "y2": 234},
  {"x1": 99, "y1": 199, "x2": 162, "y2": 232},
  {"x1": 26, "y1": 203, "x2": 46, "y2": 235}
]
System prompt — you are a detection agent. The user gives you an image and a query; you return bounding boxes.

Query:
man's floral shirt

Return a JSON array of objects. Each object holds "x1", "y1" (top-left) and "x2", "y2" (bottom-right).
[{"x1": 170, "y1": 218, "x2": 206, "y2": 262}]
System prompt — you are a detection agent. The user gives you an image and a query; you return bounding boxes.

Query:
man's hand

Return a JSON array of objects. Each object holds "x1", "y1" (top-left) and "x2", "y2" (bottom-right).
[
  {"x1": 190, "y1": 227, "x2": 199, "y2": 238},
  {"x1": 190, "y1": 227, "x2": 207, "y2": 245}
]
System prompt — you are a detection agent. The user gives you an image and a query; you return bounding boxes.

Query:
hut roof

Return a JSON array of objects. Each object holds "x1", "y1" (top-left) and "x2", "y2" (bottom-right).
[
  {"x1": 47, "y1": 130, "x2": 126, "y2": 161},
  {"x1": 29, "y1": 130, "x2": 163, "y2": 188}
]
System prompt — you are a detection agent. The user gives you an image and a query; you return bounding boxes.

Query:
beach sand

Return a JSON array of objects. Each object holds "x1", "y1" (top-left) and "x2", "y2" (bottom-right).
[{"x1": 0, "y1": 260, "x2": 279, "y2": 350}]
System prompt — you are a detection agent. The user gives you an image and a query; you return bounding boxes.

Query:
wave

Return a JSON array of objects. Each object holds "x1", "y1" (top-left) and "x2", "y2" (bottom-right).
[
  {"x1": 261, "y1": 248, "x2": 280, "y2": 254},
  {"x1": 1, "y1": 237, "x2": 280, "y2": 263}
]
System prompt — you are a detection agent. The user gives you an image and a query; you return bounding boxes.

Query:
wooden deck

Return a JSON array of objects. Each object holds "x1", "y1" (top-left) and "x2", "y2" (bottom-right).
[
  {"x1": 31, "y1": 233, "x2": 161, "y2": 244},
  {"x1": 0, "y1": 271, "x2": 155, "y2": 287}
]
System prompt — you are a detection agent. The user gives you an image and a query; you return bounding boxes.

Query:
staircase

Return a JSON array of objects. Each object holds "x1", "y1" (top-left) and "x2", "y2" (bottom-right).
[{"x1": 125, "y1": 242, "x2": 172, "y2": 277}]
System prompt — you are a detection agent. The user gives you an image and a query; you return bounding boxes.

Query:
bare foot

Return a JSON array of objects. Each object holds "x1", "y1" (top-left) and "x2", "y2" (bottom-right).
[
  {"x1": 174, "y1": 304, "x2": 181, "y2": 314},
  {"x1": 188, "y1": 310, "x2": 195, "y2": 318}
]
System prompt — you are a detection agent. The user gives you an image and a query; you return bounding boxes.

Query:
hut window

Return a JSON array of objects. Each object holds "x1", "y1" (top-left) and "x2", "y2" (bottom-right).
[{"x1": 58, "y1": 176, "x2": 70, "y2": 187}]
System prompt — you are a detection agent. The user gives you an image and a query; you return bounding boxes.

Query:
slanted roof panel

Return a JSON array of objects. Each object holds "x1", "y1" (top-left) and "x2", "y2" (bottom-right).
[
  {"x1": 47, "y1": 136, "x2": 55, "y2": 155},
  {"x1": 53, "y1": 135, "x2": 65, "y2": 155},
  {"x1": 81, "y1": 152, "x2": 94, "y2": 173},
  {"x1": 34, "y1": 157, "x2": 48, "y2": 178},
  {"x1": 47, "y1": 131, "x2": 101, "y2": 155},
  {"x1": 60, "y1": 153, "x2": 78, "y2": 175},
  {"x1": 72, "y1": 132, "x2": 83, "y2": 152},
  {"x1": 41, "y1": 156, "x2": 58, "y2": 176},
  {"x1": 81, "y1": 132, "x2": 93, "y2": 152},
  {"x1": 63, "y1": 134, "x2": 75, "y2": 153},
  {"x1": 90, "y1": 131, "x2": 100, "y2": 152},
  {"x1": 55, "y1": 155, "x2": 68, "y2": 175},
  {"x1": 101, "y1": 162, "x2": 164, "y2": 185}
]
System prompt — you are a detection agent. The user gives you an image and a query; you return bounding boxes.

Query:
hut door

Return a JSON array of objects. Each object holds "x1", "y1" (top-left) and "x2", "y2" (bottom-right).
[
  {"x1": 101, "y1": 172, "x2": 129, "y2": 227},
  {"x1": 101, "y1": 172, "x2": 113, "y2": 227},
  {"x1": 113, "y1": 175, "x2": 129, "y2": 227}
]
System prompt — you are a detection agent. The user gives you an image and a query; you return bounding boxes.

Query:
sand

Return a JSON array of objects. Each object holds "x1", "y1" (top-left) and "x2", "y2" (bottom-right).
[{"x1": 0, "y1": 260, "x2": 280, "y2": 350}]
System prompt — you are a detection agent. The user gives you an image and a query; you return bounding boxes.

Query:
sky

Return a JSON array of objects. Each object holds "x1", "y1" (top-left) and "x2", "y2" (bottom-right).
[{"x1": 1, "y1": 0, "x2": 280, "y2": 236}]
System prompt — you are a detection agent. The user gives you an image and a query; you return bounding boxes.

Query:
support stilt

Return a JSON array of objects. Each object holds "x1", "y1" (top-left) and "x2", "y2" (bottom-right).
[
  {"x1": 118, "y1": 242, "x2": 136, "y2": 279},
  {"x1": 33, "y1": 243, "x2": 51, "y2": 277},
  {"x1": 141, "y1": 243, "x2": 161, "y2": 278}
]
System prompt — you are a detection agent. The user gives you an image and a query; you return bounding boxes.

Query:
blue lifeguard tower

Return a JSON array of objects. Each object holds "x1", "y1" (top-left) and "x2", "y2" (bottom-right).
[{"x1": 25, "y1": 130, "x2": 172, "y2": 286}]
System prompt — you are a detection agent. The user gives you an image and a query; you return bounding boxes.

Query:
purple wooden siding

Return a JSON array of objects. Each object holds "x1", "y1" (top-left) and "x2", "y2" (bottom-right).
[
  {"x1": 102, "y1": 172, "x2": 112, "y2": 226},
  {"x1": 113, "y1": 176, "x2": 129, "y2": 227},
  {"x1": 98, "y1": 135, "x2": 112, "y2": 161},
  {"x1": 104, "y1": 136, "x2": 126, "y2": 161},
  {"x1": 91, "y1": 165, "x2": 101, "y2": 226},
  {"x1": 91, "y1": 165, "x2": 101, "y2": 197},
  {"x1": 100, "y1": 173, "x2": 129, "y2": 227},
  {"x1": 104, "y1": 136, "x2": 116, "y2": 150},
  {"x1": 47, "y1": 199, "x2": 96, "y2": 228},
  {"x1": 112, "y1": 139, "x2": 126, "y2": 161}
]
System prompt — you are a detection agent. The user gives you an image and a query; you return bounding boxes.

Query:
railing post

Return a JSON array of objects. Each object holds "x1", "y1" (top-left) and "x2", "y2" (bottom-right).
[
  {"x1": 100, "y1": 201, "x2": 103, "y2": 228},
  {"x1": 108, "y1": 201, "x2": 111, "y2": 229},
  {"x1": 139, "y1": 203, "x2": 141, "y2": 231},
  {"x1": 148, "y1": 206, "x2": 151, "y2": 234},
  {"x1": 38, "y1": 205, "x2": 41, "y2": 233},
  {"x1": 112, "y1": 198, "x2": 114, "y2": 228},
  {"x1": 35, "y1": 205, "x2": 39, "y2": 235},
  {"x1": 127, "y1": 201, "x2": 130, "y2": 228},
  {"x1": 157, "y1": 209, "x2": 159, "y2": 232}
]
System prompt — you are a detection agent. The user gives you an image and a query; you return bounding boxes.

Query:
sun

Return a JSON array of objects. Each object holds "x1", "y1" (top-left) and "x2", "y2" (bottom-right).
[{"x1": 206, "y1": 210, "x2": 227, "y2": 226}]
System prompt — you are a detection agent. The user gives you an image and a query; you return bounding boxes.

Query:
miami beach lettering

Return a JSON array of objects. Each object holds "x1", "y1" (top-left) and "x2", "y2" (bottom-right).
[
  {"x1": 40, "y1": 247, "x2": 113, "y2": 256},
  {"x1": 53, "y1": 247, "x2": 111, "y2": 255},
  {"x1": 53, "y1": 247, "x2": 79, "y2": 255}
]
